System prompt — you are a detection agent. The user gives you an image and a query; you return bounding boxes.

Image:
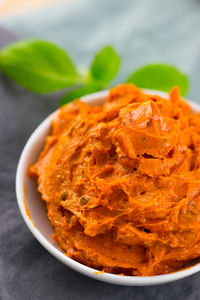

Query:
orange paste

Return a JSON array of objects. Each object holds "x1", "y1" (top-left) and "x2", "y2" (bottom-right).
[{"x1": 30, "y1": 84, "x2": 200, "y2": 276}]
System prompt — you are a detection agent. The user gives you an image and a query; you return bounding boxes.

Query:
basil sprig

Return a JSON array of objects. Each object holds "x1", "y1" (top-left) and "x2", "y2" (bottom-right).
[
  {"x1": 126, "y1": 64, "x2": 188, "y2": 96},
  {"x1": 0, "y1": 39, "x2": 189, "y2": 105}
]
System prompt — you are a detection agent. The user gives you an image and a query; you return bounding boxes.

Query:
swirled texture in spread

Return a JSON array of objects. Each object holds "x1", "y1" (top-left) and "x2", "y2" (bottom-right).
[{"x1": 30, "y1": 84, "x2": 200, "y2": 276}]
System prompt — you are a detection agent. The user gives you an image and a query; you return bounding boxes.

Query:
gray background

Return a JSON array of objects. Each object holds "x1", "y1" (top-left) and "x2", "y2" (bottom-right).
[{"x1": 1, "y1": 0, "x2": 200, "y2": 298}]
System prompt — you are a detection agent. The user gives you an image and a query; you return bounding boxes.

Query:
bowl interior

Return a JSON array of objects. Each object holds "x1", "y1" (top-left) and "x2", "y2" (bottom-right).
[{"x1": 16, "y1": 89, "x2": 200, "y2": 285}]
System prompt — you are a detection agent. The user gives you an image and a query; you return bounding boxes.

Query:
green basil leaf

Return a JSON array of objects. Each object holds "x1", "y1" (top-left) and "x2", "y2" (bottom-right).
[
  {"x1": 59, "y1": 84, "x2": 100, "y2": 106},
  {"x1": 0, "y1": 39, "x2": 78, "y2": 93},
  {"x1": 90, "y1": 45, "x2": 120, "y2": 86},
  {"x1": 126, "y1": 64, "x2": 189, "y2": 96}
]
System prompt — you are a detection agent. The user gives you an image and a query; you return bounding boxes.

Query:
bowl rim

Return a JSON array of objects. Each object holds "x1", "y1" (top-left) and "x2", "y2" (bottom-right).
[{"x1": 16, "y1": 89, "x2": 200, "y2": 286}]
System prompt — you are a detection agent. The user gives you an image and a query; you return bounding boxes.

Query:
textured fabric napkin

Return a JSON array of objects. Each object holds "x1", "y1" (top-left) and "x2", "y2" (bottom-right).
[{"x1": 1, "y1": 0, "x2": 200, "y2": 298}]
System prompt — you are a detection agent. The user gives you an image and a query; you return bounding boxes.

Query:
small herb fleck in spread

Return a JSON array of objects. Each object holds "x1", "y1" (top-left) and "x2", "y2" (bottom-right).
[
  {"x1": 147, "y1": 120, "x2": 151, "y2": 127},
  {"x1": 60, "y1": 191, "x2": 67, "y2": 200},
  {"x1": 80, "y1": 195, "x2": 89, "y2": 205}
]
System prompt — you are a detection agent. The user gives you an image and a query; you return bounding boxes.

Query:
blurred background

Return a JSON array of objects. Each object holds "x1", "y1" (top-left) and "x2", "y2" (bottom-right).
[{"x1": 0, "y1": 0, "x2": 64, "y2": 16}]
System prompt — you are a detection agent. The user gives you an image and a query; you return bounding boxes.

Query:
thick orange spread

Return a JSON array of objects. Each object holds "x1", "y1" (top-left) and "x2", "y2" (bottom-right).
[{"x1": 30, "y1": 84, "x2": 200, "y2": 276}]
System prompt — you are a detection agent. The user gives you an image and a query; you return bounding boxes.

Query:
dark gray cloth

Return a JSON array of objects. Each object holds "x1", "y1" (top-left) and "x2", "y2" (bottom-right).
[{"x1": 0, "y1": 27, "x2": 200, "y2": 300}]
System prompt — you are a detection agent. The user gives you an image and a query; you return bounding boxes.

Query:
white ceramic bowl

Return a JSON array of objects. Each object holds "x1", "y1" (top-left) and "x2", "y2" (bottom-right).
[{"x1": 16, "y1": 89, "x2": 200, "y2": 286}]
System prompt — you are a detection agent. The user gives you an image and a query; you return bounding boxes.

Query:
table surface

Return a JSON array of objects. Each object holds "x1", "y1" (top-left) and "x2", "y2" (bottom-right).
[{"x1": 1, "y1": 0, "x2": 200, "y2": 298}]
